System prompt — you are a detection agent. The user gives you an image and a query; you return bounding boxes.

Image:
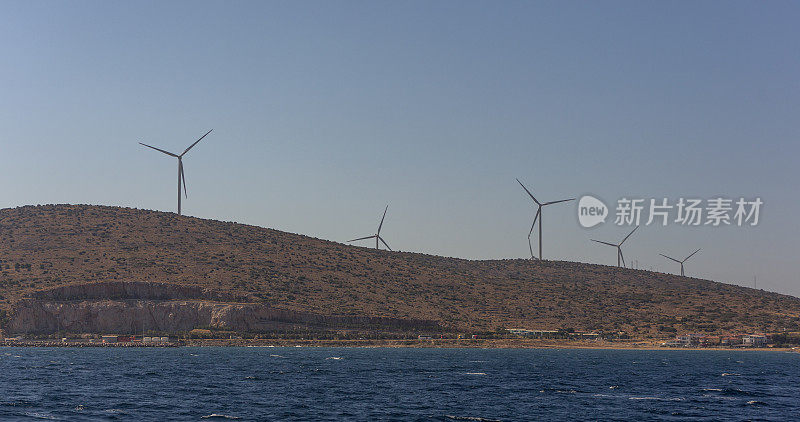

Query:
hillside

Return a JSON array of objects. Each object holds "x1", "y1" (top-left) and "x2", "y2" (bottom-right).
[{"x1": 1, "y1": 204, "x2": 799, "y2": 337}]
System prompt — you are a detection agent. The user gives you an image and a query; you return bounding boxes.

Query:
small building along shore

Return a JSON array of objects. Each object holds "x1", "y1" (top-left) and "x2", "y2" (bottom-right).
[
  {"x1": 507, "y1": 328, "x2": 601, "y2": 340},
  {"x1": 662, "y1": 333, "x2": 770, "y2": 348}
]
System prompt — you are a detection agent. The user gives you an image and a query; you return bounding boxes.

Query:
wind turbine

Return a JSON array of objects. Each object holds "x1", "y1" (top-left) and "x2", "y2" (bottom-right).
[
  {"x1": 516, "y1": 178, "x2": 575, "y2": 260},
  {"x1": 349, "y1": 205, "x2": 392, "y2": 251},
  {"x1": 660, "y1": 248, "x2": 701, "y2": 277},
  {"x1": 591, "y1": 226, "x2": 639, "y2": 268},
  {"x1": 139, "y1": 129, "x2": 212, "y2": 215}
]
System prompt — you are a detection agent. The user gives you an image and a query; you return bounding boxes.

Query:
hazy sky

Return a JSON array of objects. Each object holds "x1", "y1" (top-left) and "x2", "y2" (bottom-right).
[{"x1": 2, "y1": 1, "x2": 798, "y2": 296}]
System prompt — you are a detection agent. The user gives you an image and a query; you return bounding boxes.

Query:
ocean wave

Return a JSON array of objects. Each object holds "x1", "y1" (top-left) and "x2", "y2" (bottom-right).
[
  {"x1": 539, "y1": 388, "x2": 578, "y2": 394},
  {"x1": 718, "y1": 388, "x2": 767, "y2": 397},
  {"x1": 464, "y1": 372, "x2": 486, "y2": 375},
  {"x1": 445, "y1": 415, "x2": 501, "y2": 422},
  {"x1": 746, "y1": 400, "x2": 768, "y2": 406},
  {"x1": 201, "y1": 414, "x2": 241, "y2": 419},
  {"x1": 23, "y1": 412, "x2": 62, "y2": 420},
  {"x1": 629, "y1": 396, "x2": 684, "y2": 401}
]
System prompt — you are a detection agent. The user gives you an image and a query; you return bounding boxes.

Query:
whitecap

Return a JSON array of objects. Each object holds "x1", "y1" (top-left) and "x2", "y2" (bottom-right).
[
  {"x1": 24, "y1": 412, "x2": 61, "y2": 420},
  {"x1": 326, "y1": 357, "x2": 342, "y2": 360},
  {"x1": 464, "y1": 372, "x2": 486, "y2": 375},
  {"x1": 629, "y1": 396, "x2": 683, "y2": 401},
  {"x1": 445, "y1": 416, "x2": 501, "y2": 422},
  {"x1": 201, "y1": 414, "x2": 241, "y2": 419}
]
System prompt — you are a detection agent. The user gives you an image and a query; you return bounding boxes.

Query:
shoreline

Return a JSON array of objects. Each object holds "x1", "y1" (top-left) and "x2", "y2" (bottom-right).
[{"x1": 2, "y1": 338, "x2": 797, "y2": 352}]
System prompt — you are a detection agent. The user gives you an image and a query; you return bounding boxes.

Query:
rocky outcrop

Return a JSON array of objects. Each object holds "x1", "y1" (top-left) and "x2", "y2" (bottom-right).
[
  {"x1": 8, "y1": 299, "x2": 440, "y2": 335},
  {"x1": 30, "y1": 281, "x2": 251, "y2": 303},
  {"x1": 7, "y1": 281, "x2": 440, "y2": 335}
]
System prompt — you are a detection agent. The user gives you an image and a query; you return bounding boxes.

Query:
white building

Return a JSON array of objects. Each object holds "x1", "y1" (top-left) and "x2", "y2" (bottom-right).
[
  {"x1": 675, "y1": 334, "x2": 703, "y2": 347},
  {"x1": 742, "y1": 335, "x2": 767, "y2": 347}
]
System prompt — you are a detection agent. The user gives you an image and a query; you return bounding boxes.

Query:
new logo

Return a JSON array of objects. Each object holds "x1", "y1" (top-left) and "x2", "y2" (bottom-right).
[{"x1": 578, "y1": 195, "x2": 608, "y2": 228}]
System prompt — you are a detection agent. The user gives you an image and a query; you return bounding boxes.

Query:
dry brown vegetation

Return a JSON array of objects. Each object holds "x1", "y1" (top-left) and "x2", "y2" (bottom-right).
[{"x1": 1, "y1": 204, "x2": 799, "y2": 337}]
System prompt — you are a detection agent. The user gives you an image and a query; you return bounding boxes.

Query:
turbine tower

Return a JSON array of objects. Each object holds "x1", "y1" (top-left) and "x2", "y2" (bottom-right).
[
  {"x1": 349, "y1": 205, "x2": 392, "y2": 251},
  {"x1": 139, "y1": 129, "x2": 212, "y2": 215},
  {"x1": 660, "y1": 248, "x2": 701, "y2": 277},
  {"x1": 590, "y1": 226, "x2": 639, "y2": 268},
  {"x1": 516, "y1": 178, "x2": 575, "y2": 260}
]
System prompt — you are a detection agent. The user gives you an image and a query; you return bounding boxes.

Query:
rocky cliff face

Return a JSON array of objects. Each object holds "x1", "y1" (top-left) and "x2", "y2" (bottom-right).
[
  {"x1": 8, "y1": 282, "x2": 440, "y2": 334},
  {"x1": 29, "y1": 281, "x2": 251, "y2": 303}
]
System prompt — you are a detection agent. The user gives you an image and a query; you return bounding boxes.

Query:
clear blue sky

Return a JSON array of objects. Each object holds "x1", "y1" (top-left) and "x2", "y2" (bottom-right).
[{"x1": 2, "y1": 1, "x2": 798, "y2": 295}]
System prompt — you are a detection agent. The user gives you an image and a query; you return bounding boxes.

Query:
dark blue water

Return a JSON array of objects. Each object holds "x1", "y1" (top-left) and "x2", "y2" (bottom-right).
[{"x1": 1, "y1": 347, "x2": 798, "y2": 421}]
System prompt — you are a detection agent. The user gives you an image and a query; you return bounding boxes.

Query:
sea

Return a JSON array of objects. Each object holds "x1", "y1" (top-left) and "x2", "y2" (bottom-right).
[{"x1": 0, "y1": 347, "x2": 798, "y2": 421}]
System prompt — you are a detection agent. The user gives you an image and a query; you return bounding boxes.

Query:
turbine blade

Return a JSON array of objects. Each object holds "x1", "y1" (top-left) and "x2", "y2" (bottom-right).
[
  {"x1": 181, "y1": 129, "x2": 212, "y2": 156},
  {"x1": 659, "y1": 253, "x2": 682, "y2": 264},
  {"x1": 377, "y1": 205, "x2": 388, "y2": 235},
  {"x1": 349, "y1": 235, "x2": 376, "y2": 242},
  {"x1": 528, "y1": 209, "x2": 541, "y2": 237},
  {"x1": 516, "y1": 179, "x2": 541, "y2": 206},
  {"x1": 543, "y1": 198, "x2": 576, "y2": 206},
  {"x1": 528, "y1": 236, "x2": 535, "y2": 260},
  {"x1": 139, "y1": 142, "x2": 179, "y2": 157},
  {"x1": 591, "y1": 239, "x2": 617, "y2": 247},
  {"x1": 619, "y1": 248, "x2": 626, "y2": 267},
  {"x1": 620, "y1": 225, "x2": 639, "y2": 245},
  {"x1": 379, "y1": 236, "x2": 392, "y2": 251},
  {"x1": 179, "y1": 161, "x2": 187, "y2": 198},
  {"x1": 684, "y1": 248, "x2": 701, "y2": 262}
]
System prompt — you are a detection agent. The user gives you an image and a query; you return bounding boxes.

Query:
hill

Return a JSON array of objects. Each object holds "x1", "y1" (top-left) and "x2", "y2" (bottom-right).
[{"x1": 1, "y1": 204, "x2": 799, "y2": 337}]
